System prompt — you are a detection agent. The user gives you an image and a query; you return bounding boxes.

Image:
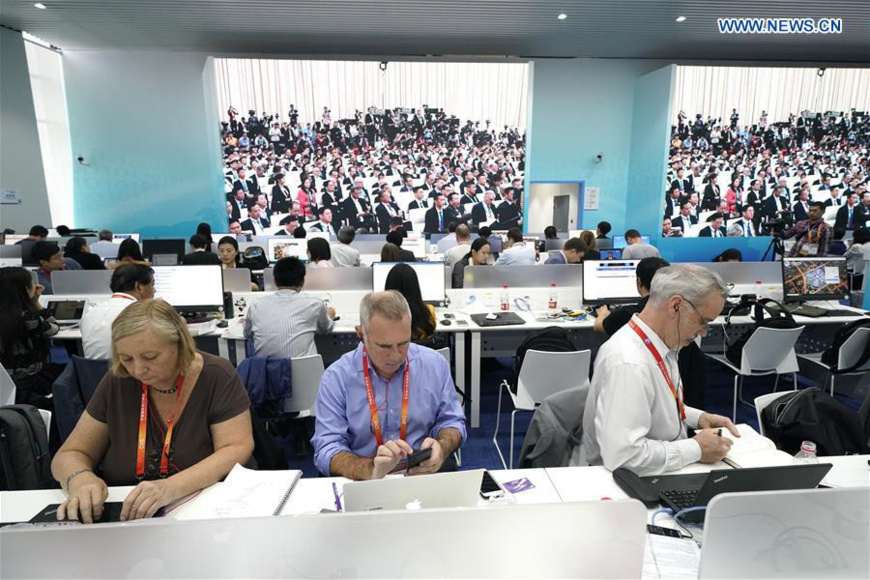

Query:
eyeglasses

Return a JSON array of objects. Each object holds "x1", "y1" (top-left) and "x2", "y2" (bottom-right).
[{"x1": 680, "y1": 296, "x2": 714, "y2": 327}]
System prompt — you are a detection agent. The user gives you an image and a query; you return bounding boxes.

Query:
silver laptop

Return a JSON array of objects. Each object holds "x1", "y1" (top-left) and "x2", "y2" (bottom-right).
[
  {"x1": 221, "y1": 268, "x2": 252, "y2": 293},
  {"x1": 343, "y1": 469, "x2": 484, "y2": 512},
  {"x1": 700, "y1": 487, "x2": 869, "y2": 579}
]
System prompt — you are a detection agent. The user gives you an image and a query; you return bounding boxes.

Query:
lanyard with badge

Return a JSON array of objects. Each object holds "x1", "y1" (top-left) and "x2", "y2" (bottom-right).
[
  {"x1": 362, "y1": 349, "x2": 409, "y2": 446},
  {"x1": 136, "y1": 375, "x2": 184, "y2": 479},
  {"x1": 628, "y1": 319, "x2": 686, "y2": 422}
]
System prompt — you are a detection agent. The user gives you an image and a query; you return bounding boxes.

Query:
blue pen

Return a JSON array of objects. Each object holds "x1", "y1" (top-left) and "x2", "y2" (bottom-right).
[{"x1": 332, "y1": 482, "x2": 342, "y2": 512}]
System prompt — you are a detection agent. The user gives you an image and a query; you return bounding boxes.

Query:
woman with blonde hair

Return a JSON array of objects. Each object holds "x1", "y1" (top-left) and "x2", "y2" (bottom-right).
[{"x1": 51, "y1": 299, "x2": 253, "y2": 523}]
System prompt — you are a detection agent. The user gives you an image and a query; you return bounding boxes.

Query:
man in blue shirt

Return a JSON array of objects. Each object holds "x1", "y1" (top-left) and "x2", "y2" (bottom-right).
[
  {"x1": 494, "y1": 228, "x2": 536, "y2": 266},
  {"x1": 312, "y1": 291, "x2": 466, "y2": 479}
]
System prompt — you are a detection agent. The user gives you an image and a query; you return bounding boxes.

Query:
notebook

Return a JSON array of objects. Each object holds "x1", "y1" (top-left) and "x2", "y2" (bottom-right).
[
  {"x1": 719, "y1": 423, "x2": 792, "y2": 468},
  {"x1": 175, "y1": 464, "x2": 302, "y2": 520}
]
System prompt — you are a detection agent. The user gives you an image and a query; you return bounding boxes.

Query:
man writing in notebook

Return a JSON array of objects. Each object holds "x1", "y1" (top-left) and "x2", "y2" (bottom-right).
[
  {"x1": 312, "y1": 291, "x2": 466, "y2": 479},
  {"x1": 574, "y1": 264, "x2": 739, "y2": 475}
]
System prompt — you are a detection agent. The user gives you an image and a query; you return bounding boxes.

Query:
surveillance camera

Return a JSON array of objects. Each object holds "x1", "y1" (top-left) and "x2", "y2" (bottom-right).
[
  {"x1": 77, "y1": 156, "x2": 84, "y2": 163},
  {"x1": 595, "y1": 154, "x2": 603, "y2": 163}
]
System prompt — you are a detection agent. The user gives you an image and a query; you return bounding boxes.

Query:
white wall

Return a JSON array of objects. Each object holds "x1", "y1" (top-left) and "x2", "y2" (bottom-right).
[
  {"x1": 0, "y1": 28, "x2": 52, "y2": 232},
  {"x1": 527, "y1": 182, "x2": 579, "y2": 233}
]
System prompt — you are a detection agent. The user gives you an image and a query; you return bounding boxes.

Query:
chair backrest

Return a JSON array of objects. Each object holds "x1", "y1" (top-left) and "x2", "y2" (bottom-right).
[
  {"x1": 742, "y1": 326, "x2": 805, "y2": 373},
  {"x1": 286, "y1": 355, "x2": 325, "y2": 414},
  {"x1": 754, "y1": 392, "x2": 791, "y2": 436},
  {"x1": 435, "y1": 347, "x2": 450, "y2": 362},
  {"x1": 837, "y1": 326, "x2": 870, "y2": 372},
  {"x1": 517, "y1": 350, "x2": 591, "y2": 408},
  {"x1": 0, "y1": 362, "x2": 16, "y2": 407}
]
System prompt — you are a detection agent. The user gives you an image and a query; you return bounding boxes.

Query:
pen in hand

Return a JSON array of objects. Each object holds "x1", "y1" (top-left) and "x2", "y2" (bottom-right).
[
  {"x1": 332, "y1": 482, "x2": 342, "y2": 512},
  {"x1": 717, "y1": 428, "x2": 723, "y2": 437}
]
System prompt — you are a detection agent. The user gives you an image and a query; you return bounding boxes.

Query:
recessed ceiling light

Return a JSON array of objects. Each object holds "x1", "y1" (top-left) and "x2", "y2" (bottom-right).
[
  {"x1": 557, "y1": 14, "x2": 568, "y2": 21},
  {"x1": 675, "y1": 16, "x2": 687, "y2": 23},
  {"x1": 34, "y1": 3, "x2": 47, "y2": 8}
]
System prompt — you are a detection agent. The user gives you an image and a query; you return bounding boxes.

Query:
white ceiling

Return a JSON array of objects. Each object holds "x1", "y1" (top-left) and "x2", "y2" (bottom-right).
[{"x1": 1, "y1": 1, "x2": 869, "y2": 63}]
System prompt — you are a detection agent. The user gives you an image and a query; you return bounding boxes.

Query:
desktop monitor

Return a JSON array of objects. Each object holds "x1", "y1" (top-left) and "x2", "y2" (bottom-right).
[
  {"x1": 267, "y1": 239, "x2": 308, "y2": 262},
  {"x1": 112, "y1": 233, "x2": 140, "y2": 242},
  {"x1": 0, "y1": 245, "x2": 23, "y2": 267},
  {"x1": 142, "y1": 239, "x2": 185, "y2": 263},
  {"x1": 372, "y1": 261, "x2": 447, "y2": 304},
  {"x1": 612, "y1": 235, "x2": 650, "y2": 249},
  {"x1": 601, "y1": 248, "x2": 623, "y2": 260},
  {"x1": 152, "y1": 265, "x2": 224, "y2": 313},
  {"x1": 3, "y1": 234, "x2": 29, "y2": 245},
  {"x1": 582, "y1": 260, "x2": 641, "y2": 305},
  {"x1": 781, "y1": 257, "x2": 848, "y2": 302}
]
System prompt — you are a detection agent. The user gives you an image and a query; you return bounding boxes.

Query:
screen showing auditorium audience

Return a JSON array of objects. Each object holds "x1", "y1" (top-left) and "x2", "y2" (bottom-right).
[
  {"x1": 582, "y1": 260, "x2": 641, "y2": 305},
  {"x1": 267, "y1": 239, "x2": 308, "y2": 263},
  {"x1": 667, "y1": 66, "x2": 870, "y2": 239},
  {"x1": 152, "y1": 266, "x2": 224, "y2": 313},
  {"x1": 215, "y1": 58, "x2": 528, "y2": 235},
  {"x1": 372, "y1": 262, "x2": 446, "y2": 303},
  {"x1": 781, "y1": 257, "x2": 848, "y2": 302}
]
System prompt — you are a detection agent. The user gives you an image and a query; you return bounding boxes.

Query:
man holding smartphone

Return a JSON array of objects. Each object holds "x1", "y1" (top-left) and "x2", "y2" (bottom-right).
[{"x1": 312, "y1": 291, "x2": 466, "y2": 479}]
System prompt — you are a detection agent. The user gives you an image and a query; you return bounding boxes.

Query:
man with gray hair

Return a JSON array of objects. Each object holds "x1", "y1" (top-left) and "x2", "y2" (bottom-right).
[
  {"x1": 312, "y1": 291, "x2": 466, "y2": 479},
  {"x1": 574, "y1": 264, "x2": 739, "y2": 475},
  {"x1": 330, "y1": 226, "x2": 361, "y2": 267}
]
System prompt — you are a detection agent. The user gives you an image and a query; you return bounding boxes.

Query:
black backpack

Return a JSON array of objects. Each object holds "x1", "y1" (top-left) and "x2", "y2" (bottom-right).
[
  {"x1": 725, "y1": 298, "x2": 800, "y2": 367},
  {"x1": 242, "y1": 246, "x2": 269, "y2": 270},
  {"x1": 510, "y1": 327, "x2": 578, "y2": 394},
  {"x1": 760, "y1": 387, "x2": 870, "y2": 456},
  {"x1": 0, "y1": 405, "x2": 54, "y2": 490},
  {"x1": 820, "y1": 318, "x2": 870, "y2": 371}
]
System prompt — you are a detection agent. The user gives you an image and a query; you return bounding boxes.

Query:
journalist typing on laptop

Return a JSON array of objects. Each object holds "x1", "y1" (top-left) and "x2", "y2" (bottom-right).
[
  {"x1": 573, "y1": 265, "x2": 740, "y2": 475},
  {"x1": 311, "y1": 291, "x2": 466, "y2": 480}
]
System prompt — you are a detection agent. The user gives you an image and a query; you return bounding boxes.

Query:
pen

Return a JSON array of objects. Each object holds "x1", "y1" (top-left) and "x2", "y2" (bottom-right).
[
  {"x1": 332, "y1": 482, "x2": 342, "y2": 512},
  {"x1": 717, "y1": 429, "x2": 722, "y2": 437}
]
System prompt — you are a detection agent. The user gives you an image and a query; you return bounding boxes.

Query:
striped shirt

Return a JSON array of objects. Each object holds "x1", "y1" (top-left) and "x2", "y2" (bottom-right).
[{"x1": 243, "y1": 289, "x2": 334, "y2": 359}]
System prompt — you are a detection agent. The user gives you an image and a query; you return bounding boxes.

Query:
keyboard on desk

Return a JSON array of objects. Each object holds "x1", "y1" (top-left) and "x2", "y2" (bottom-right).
[{"x1": 661, "y1": 489, "x2": 699, "y2": 511}]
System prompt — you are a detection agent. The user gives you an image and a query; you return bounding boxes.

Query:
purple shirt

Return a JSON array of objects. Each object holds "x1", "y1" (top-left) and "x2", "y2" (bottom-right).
[{"x1": 312, "y1": 343, "x2": 467, "y2": 475}]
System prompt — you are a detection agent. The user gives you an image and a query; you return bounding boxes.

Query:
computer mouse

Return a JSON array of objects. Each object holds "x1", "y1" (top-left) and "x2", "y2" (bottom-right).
[
  {"x1": 216, "y1": 320, "x2": 229, "y2": 328},
  {"x1": 440, "y1": 319, "x2": 452, "y2": 326}
]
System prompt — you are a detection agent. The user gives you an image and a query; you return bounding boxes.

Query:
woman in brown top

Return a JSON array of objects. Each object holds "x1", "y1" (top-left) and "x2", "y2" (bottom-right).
[{"x1": 51, "y1": 299, "x2": 254, "y2": 523}]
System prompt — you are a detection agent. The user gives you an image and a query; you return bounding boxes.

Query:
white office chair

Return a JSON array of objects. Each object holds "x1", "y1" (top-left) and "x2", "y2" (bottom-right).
[
  {"x1": 284, "y1": 355, "x2": 325, "y2": 417},
  {"x1": 754, "y1": 392, "x2": 791, "y2": 437},
  {"x1": 798, "y1": 327, "x2": 870, "y2": 397},
  {"x1": 435, "y1": 347, "x2": 462, "y2": 467},
  {"x1": 493, "y1": 349, "x2": 591, "y2": 469},
  {"x1": 38, "y1": 409, "x2": 52, "y2": 440},
  {"x1": 707, "y1": 325, "x2": 805, "y2": 421},
  {"x1": 0, "y1": 361, "x2": 16, "y2": 407}
]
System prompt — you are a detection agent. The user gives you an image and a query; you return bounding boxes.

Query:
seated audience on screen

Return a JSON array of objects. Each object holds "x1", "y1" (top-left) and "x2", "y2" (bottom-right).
[
  {"x1": 52, "y1": 299, "x2": 254, "y2": 523},
  {"x1": 275, "y1": 214, "x2": 300, "y2": 236},
  {"x1": 452, "y1": 237, "x2": 491, "y2": 288},
  {"x1": 308, "y1": 207, "x2": 337, "y2": 235},
  {"x1": 244, "y1": 257, "x2": 335, "y2": 359},
  {"x1": 621, "y1": 229, "x2": 661, "y2": 260},
  {"x1": 384, "y1": 263, "x2": 437, "y2": 342},
  {"x1": 64, "y1": 237, "x2": 107, "y2": 271},
  {"x1": 32, "y1": 241, "x2": 82, "y2": 295},
  {"x1": 182, "y1": 234, "x2": 222, "y2": 266},
  {"x1": 0, "y1": 267, "x2": 62, "y2": 408},
  {"x1": 311, "y1": 292, "x2": 466, "y2": 479},
  {"x1": 544, "y1": 237, "x2": 586, "y2": 264},
  {"x1": 331, "y1": 226, "x2": 361, "y2": 267},
  {"x1": 494, "y1": 227, "x2": 535, "y2": 266},
  {"x1": 575, "y1": 265, "x2": 738, "y2": 475},
  {"x1": 80, "y1": 264, "x2": 155, "y2": 360},
  {"x1": 307, "y1": 237, "x2": 333, "y2": 268}
]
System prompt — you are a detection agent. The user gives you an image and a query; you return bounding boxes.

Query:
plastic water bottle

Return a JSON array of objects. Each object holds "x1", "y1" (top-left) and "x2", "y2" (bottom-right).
[
  {"x1": 793, "y1": 441, "x2": 819, "y2": 464},
  {"x1": 548, "y1": 283, "x2": 558, "y2": 311},
  {"x1": 500, "y1": 284, "x2": 510, "y2": 311},
  {"x1": 754, "y1": 280, "x2": 764, "y2": 301}
]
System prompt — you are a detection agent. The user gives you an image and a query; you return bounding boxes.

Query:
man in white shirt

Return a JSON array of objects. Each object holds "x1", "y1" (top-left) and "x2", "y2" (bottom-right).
[
  {"x1": 331, "y1": 226, "x2": 361, "y2": 267},
  {"x1": 574, "y1": 264, "x2": 738, "y2": 475},
  {"x1": 494, "y1": 228, "x2": 536, "y2": 266},
  {"x1": 80, "y1": 264, "x2": 155, "y2": 359},
  {"x1": 621, "y1": 229, "x2": 661, "y2": 260},
  {"x1": 443, "y1": 224, "x2": 472, "y2": 269},
  {"x1": 90, "y1": 230, "x2": 117, "y2": 259}
]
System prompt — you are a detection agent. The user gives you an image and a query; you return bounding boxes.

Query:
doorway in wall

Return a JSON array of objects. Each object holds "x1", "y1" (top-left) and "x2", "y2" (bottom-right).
[{"x1": 528, "y1": 181, "x2": 584, "y2": 234}]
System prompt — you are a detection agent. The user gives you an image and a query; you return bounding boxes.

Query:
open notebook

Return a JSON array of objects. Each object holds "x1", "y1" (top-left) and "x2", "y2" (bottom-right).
[
  {"x1": 720, "y1": 424, "x2": 793, "y2": 468},
  {"x1": 175, "y1": 464, "x2": 302, "y2": 520}
]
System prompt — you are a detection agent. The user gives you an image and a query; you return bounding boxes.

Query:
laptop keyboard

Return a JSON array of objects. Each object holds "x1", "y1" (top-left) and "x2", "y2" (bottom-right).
[{"x1": 661, "y1": 489, "x2": 698, "y2": 511}]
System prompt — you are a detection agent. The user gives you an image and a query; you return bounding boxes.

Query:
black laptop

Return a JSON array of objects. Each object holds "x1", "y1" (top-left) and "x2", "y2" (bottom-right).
[
  {"x1": 469, "y1": 312, "x2": 526, "y2": 327},
  {"x1": 643, "y1": 464, "x2": 832, "y2": 523}
]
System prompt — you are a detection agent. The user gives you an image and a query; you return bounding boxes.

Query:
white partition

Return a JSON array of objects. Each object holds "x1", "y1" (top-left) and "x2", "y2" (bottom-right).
[
  {"x1": 0, "y1": 500, "x2": 647, "y2": 579},
  {"x1": 51, "y1": 270, "x2": 113, "y2": 295}
]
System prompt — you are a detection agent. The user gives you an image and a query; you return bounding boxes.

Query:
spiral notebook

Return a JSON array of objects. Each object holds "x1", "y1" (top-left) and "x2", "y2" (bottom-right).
[{"x1": 175, "y1": 464, "x2": 302, "y2": 520}]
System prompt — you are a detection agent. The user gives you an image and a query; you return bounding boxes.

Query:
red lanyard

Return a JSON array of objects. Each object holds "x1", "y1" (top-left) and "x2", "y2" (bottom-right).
[
  {"x1": 136, "y1": 375, "x2": 184, "y2": 479},
  {"x1": 112, "y1": 294, "x2": 136, "y2": 301},
  {"x1": 628, "y1": 319, "x2": 686, "y2": 421},
  {"x1": 362, "y1": 349, "x2": 409, "y2": 447}
]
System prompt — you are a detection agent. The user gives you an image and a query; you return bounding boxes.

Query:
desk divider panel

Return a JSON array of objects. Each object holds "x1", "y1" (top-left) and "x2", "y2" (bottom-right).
[
  {"x1": 304, "y1": 267, "x2": 374, "y2": 291},
  {"x1": 51, "y1": 270, "x2": 113, "y2": 295},
  {"x1": 464, "y1": 264, "x2": 584, "y2": 289}
]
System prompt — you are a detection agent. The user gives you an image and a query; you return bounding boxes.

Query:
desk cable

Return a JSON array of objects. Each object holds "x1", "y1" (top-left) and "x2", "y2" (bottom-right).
[{"x1": 650, "y1": 507, "x2": 704, "y2": 544}]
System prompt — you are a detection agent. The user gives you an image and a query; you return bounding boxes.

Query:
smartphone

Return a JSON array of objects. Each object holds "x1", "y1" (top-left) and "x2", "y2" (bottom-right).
[
  {"x1": 392, "y1": 447, "x2": 433, "y2": 473},
  {"x1": 647, "y1": 524, "x2": 682, "y2": 539},
  {"x1": 479, "y1": 470, "x2": 505, "y2": 499}
]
